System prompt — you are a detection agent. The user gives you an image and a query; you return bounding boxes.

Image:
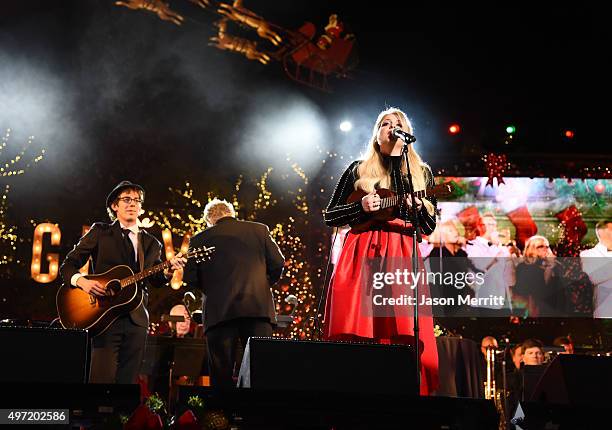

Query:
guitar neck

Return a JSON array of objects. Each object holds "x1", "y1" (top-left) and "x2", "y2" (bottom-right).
[
  {"x1": 118, "y1": 247, "x2": 212, "y2": 287},
  {"x1": 380, "y1": 189, "x2": 426, "y2": 209},
  {"x1": 120, "y1": 260, "x2": 172, "y2": 288}
]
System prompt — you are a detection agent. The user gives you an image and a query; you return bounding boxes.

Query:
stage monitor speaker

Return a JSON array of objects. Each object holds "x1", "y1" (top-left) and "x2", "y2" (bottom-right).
[
  {"x1": 529, "y1": 354, "x2": 612, "y2": 407},
  {"x1": 0, "y1": 326, "x2": 88, "y2": 383},
  {"x1": 176, "y1": 385, "x2": 499, "y2": 430},
  {"x1": 237, "y1": 337, "x2": 416, "y2": 395}
]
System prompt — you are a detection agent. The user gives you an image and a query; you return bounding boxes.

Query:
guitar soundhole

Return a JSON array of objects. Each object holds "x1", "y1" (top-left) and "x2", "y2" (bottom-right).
[{"x1": 106, "y1": 280, "x2": 121, "y2": 297}]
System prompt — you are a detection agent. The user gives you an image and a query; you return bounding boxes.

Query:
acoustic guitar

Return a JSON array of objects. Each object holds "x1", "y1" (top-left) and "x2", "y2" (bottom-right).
[
  {"x1": 347, "y1": 182, "x2": 453, "y2": 232},
  {"x1": 56, "y1": 246, "x2": 215, "y2": 337}
]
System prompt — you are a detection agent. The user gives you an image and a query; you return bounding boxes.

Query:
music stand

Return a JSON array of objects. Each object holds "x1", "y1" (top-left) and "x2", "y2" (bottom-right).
[
  {"x1": 144, "y1": 315, "x2": 208, "y2": 412},
  {"x1": 160, "y1": 314, "x2": 184, "y2": 338},
  {"x1": 276, "y1": 295, "x2": 297, "y2": 328},
  {"x1": 276, "y1": 315, "x2": 294, "y2": 328},
  {"x1": 521, "y1": 364, "x2": 548, "y2": 402}
]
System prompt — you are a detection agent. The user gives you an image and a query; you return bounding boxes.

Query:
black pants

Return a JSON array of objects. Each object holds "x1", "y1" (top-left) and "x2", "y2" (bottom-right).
[
  {"x1": 205, "y1": 318, "x2": 272, "y2": 389},
  {"x1": 90, "y1": 314, "x2": 147, "y2": 384}
]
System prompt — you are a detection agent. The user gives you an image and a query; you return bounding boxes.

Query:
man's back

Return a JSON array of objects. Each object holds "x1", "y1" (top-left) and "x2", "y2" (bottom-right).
[{"x1": 186, "y1": 217, "x2": 285, "y2": 331}]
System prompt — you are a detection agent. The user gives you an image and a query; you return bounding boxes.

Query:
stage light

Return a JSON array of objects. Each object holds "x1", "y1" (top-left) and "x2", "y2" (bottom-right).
[
  {"x1": 241, "y1": 95, "x2": 328, "y2": 173},
  {"x1": 448, "y1": 124, "x2": 461, "y2": 135},
  {"x1": 505, "y1": 125, "x2": 516, "y2": 134},
  {"x1": 339, "y1": 121, "x2": 352, "y2": 132},
  {"x1": 564, "y1": 130, "x2": 575, "y2": 139}
]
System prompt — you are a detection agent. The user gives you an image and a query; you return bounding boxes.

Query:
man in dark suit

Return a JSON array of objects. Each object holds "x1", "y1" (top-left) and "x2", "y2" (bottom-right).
[
  {"x1": 184, "y1": 198, "x2": 285, "y2": 389},
  {"x1": 60, "y1": 180, "x2": 186, "y2": 384}
]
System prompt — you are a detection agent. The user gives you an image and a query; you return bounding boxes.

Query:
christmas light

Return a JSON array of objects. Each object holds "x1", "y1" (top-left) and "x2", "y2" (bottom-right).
[
  {"x1": 31, "y1": 223, "x2": 61, "y2": 283},
  {"x1": 1, "y1": 129, "x2": 46, "y2": 273},
  {"x1": 0, "y1": 186, "x2": 17, "y2": 270},
  {"x1": 162, "y1": 229, "x2": 191, "y2": 290},
  {"x1": 448, "y1": 124, "x2": 461, "y2": 134},
  {"x1": 0, "y1": 130, "x2": 45, "y2": 177},
  {"x1": 146, "y1": 168, "x2": 319, "y2": 339}
]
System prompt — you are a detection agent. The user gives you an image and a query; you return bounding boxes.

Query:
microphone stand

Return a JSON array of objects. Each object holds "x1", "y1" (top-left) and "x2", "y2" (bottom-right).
[
  {"x1": 314, "y1": 227, "x2": 340, "y2": 338},
  {"x1": 437, "y1": 207, "x2": 443, "y2": 270},
  {"x1": 399, "y1": 136, "x2": 422, "y2": 396},
  {"x1": 502, "y1": 343, "x2": 510, "y2": 428}
]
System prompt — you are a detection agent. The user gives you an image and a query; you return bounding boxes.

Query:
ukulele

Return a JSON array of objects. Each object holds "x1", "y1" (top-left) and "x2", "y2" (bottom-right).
[{"x1": 347, "y1": 182, "x2": 452, "y2": 232}]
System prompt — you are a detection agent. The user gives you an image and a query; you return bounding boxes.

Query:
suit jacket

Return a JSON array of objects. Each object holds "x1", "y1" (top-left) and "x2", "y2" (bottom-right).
[
  {"x1": 184, "y1": 217, "x2": 285, "y2": 332},
  {"x1": 60, "y1": 220, "x2": 166, "y2": 327}
]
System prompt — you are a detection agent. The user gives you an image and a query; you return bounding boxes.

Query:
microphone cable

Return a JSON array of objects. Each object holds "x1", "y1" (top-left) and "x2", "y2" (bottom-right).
[{"x1": 313, "y1": 226, "x2": 341, "y2": 338}]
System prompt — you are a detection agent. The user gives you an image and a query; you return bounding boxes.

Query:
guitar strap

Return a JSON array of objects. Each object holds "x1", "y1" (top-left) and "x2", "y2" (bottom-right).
[
  {"x1": 137, "y1": 231, "x2": 145, "y2": 273},
  {"x1": 137, "y1": 232, "x2": 150, "y2": 321}
]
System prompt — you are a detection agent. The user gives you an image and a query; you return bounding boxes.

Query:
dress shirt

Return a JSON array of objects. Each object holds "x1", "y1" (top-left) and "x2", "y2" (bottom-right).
[
  {"x1": 580, "y1": 243, "x2": 612, "y2": 318},
  {"x1": 70, "y1": 222, "x2": 140, "y2": 287}
]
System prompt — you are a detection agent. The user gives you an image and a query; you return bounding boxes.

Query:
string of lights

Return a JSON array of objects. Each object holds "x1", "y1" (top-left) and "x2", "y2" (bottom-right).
[
  {"x1": 0, "y1": 129, "x2": 46, "y2": 277},
  {"x1": 144, "y1": 166, "x2": 320, "y2": 339}
]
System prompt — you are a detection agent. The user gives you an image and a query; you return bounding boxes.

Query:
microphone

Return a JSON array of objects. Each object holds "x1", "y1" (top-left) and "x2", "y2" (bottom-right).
[{"x1": 392, "y1": 128, "x2": 416, "y2": 143}]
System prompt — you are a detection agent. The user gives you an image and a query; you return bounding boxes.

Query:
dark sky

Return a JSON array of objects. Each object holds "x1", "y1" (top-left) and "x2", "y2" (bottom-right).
[{"x1": 0, "y1": 1, "x2": 608, "y2": 234}]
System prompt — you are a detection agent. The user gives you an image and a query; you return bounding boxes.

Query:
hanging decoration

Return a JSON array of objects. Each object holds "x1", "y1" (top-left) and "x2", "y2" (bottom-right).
[
  {"x1": 216, "y1": 0, "x2": 282, "y2": 45},
  {"x1": 506, "y1": 205, "x2": 538, "y2": 249},
  {"x1": 210, "y1": 19, "x2": 271, "y2": 64},
  {"x1": 115, "y1": 0, "x2": 185, "y2": 26},
  {"x1": 114, "y1": 0, "x2": 358, "y2": 92},
  {"x1": 483, "y1": 152, "x2": 509, "y2": 187},
  {"x1": 456, "y1": 206, "x2": 485, "y2": 241},
  {"x1": 554, "y1": 204, "x2": 588, "y2": 250},
  {"x1": 436, "y1": 154, "x2": 612, "y2": 180}
]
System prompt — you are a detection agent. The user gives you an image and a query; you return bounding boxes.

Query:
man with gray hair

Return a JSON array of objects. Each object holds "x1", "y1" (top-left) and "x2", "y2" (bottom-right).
[{"x1": 184, "y1": 198, "x2": 285, "y2": 389}]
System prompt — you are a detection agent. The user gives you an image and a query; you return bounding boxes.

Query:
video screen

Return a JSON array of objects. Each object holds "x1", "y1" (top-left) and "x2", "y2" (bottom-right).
[
  {"x1": 331, "y1": 177, "x2": 612, "y2": 319},
  {"x1": 421, "y1": 177, "x2": 612, "y2": 319}
]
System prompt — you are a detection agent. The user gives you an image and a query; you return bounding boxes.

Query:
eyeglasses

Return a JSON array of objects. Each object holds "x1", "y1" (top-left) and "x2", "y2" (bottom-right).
[{"x1": 117, "y1": 197, "x2": 143, "y2": 205}]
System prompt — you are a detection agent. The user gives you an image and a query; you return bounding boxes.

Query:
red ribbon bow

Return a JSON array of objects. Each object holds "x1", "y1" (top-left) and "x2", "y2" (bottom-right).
[{"x1": 484, "y1": 153, "x2": 507, "y2": 187}]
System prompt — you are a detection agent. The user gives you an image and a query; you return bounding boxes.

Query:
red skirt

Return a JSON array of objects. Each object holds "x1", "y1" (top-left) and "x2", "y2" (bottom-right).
[{"x1": 323, "y1": 219, "x2": 439, "y2": 395}]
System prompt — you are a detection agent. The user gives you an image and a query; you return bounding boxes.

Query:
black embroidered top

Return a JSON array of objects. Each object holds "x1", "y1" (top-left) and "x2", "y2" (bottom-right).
[{"x1": 323, "y1": 156, "x2": 437, "y2": 235}]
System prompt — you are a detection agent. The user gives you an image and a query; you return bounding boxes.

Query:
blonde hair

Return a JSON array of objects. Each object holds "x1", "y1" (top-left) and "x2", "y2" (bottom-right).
[
  {"x1": 354, "y1": 107, "x2": 429, "y2": 194},
  {"x1": 523, "y1": 235, "x2": 551, "y2": 262},
  {"x1": 428, "y1": 219, "x2": 464, "y2": 244},
  {"x1": 203, "y1": 198, "x2": 236, "y2": 227}
]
